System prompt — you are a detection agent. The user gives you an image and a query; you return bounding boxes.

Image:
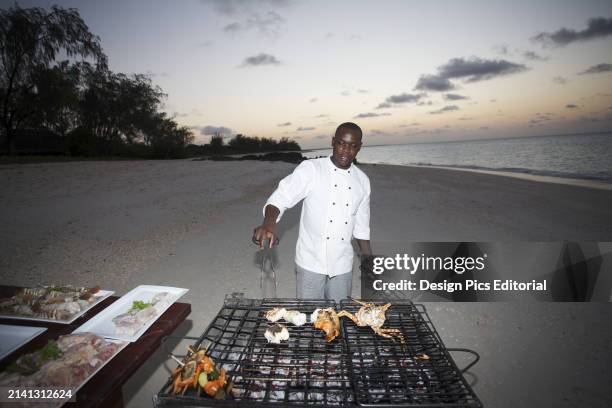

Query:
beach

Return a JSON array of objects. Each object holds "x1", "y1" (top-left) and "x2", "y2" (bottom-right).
[{"x1": 1, "y1": 159, "x2": 612, "y2": 407}]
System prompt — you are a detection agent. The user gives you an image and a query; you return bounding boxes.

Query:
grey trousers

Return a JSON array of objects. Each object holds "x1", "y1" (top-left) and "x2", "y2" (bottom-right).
[{"x1": 295, "y1": 263, "x2": 352, "y2": 303}]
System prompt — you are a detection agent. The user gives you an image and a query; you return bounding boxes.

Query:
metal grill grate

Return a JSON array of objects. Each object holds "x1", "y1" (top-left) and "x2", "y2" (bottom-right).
[
  {"x1": 154, "y1": 297, "x2": 481, "y2": 408},
  {"x1": 339, "y1": 299, "x2": 481, "y2": 407}
]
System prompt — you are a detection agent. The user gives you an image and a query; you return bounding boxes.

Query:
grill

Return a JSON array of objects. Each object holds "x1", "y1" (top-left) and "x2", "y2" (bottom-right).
[{"x1": 154, "y1": 295, "x2": 482, "y2": 408}]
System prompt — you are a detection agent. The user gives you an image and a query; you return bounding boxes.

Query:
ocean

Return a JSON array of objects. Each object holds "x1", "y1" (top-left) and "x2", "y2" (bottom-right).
[{"x1": 304, "y1": 133, "x2": 612, "y2": 184}]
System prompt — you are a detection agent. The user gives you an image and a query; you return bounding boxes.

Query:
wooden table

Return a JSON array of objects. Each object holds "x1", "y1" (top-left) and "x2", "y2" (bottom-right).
[{"x1": 0, "y1": 286, "x2": 191, "y2": 407}]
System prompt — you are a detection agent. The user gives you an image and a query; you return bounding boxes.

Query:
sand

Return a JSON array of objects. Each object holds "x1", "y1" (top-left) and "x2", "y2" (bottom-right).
[{"x1": 0, "y1": 159, "x2": 611, "y2": 407}]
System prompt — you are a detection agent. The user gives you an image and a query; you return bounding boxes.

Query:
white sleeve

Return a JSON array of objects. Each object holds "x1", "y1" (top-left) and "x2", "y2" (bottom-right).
[
  {"x1": 263, "y1": 160, "x2": 315, "y2": 222},
  {"x1": 353, "y1": 178, "x2": 371, "y2": 240}
]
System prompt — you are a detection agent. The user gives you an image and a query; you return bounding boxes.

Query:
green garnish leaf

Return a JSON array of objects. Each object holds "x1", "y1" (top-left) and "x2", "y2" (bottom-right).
[
  {"x1": 41, "y1": 340, "x2": 62, "y2": 360},
  {"x1": 130, "y1": 300, "x2": 152, "y2": 312}
]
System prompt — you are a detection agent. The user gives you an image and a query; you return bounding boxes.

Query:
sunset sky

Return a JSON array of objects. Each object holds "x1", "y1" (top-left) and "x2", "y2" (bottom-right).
[{"x1": 7, "y1": 0, "x2": 612, "y2": 148}]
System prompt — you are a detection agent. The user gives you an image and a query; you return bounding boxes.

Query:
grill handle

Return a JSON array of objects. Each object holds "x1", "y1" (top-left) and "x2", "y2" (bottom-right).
[{"x1": 446, "y1": 347, "x2": 480, "y2": 373}]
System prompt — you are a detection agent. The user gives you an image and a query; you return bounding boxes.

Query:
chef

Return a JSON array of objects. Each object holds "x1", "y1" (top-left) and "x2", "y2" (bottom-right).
[{"x1": 252, "y1": 122, "x2": 373, "y2": 302}]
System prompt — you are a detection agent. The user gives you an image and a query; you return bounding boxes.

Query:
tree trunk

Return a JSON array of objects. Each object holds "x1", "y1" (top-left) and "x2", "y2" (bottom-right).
[{"x1": 4, "y1": 129, "x2": 16, "y2": 155}]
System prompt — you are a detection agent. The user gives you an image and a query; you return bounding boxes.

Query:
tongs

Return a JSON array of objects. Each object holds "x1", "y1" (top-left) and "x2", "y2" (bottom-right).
[{"x1": 252, "y1": 236, "x2": 279, "y2": 295}]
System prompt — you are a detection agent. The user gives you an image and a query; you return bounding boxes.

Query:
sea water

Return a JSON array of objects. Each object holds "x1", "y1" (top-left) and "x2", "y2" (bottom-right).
[{"x1": 305, "y1": 133, "x2": 612, "y2": 184}]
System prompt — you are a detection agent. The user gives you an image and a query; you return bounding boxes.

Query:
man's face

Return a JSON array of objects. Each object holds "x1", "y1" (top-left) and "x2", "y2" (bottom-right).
[{"x1": 331, "y1": 130, "x2": 362, "y2": 169}]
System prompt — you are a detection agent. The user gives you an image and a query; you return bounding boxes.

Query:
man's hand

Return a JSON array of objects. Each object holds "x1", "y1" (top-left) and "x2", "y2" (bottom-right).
[
  {"x1": 252, "y1": 205, "x2": 281, "y2": 248},
  {"x1": 252, "y1": 222, "x2": 278, "y2": 249}
]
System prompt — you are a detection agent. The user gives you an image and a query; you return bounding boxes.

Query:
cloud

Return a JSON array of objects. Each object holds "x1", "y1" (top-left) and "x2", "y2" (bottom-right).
[
  {"x1": 310, "y1": 98, "x2": 318, "y2": 103},
  {"x1": 416, "y1": 100, "x2": 433, "y2": 106},
  {"x1": 437, "y1": 57, "x2": 528, "y2": 82},
  {"x1": 531, "y1": 17, "x2": 612, "y2": 47},
  {"x1": 493, "y1": 44, "x2": 510, "y2": 55},
  {"x1": 340, "y1": 90, "x2": 351, "y2": 96},
  {"x1": 240, "y1": 53, "x2": 281, "y2": 67},
  {"x1": 566, "y1": 104, "x2": 578, "y2": 109},
  {"x1": 429, "y1": 105, "x2": 459, "y2": 115},
  {"x1": 314, "y1": 134, "x2": 327, "y2": 139},
  {"x1": 376, "y1": 102, "x2": 392, "y2": 109},
  {"x1": 479, "y1": 126, "x2": 489, "y2": 130},
  {"x1": 529, "y1": 112, "x2": 554, "y2": 126},
  {"x1": 199, "y1": 125, "x2": 233, "y2": 136},
  {"x1": 353, "y1": 112, "x2": 391, "y2": 119},
  {"x1": 369, "y1": 129, "x2": 393, "y2": 137},
  {"x1": 577, "y1": 115, "x2": 600, "y2": 123},
  {"x1": 444, "y1": 93, "x2": 469, "y2": 101},
  {"x1": 522, "y1": 50, "x2": 548, "y2": 61},
  {"x1": 277, "y1": 122, "x2": 292, "y2": 126},
  {"x1": 357, "y1": 89, "x2": 368, "y2": 93},
  {"x1": 376, "y1": 93, "x2": 425, "y2": 109},
  {"x1": 297, "y1": 126, "x2": 315, "y2": 131},
  {"x1": 578, "y1": 63, "x2": 612, "y2": 75},
  {"x1": 414, "y1": 75, "x2": 455, "y2": 91},
  {"x1": 202, "y1": 0, "x2": 291, "y2": 16},
  {"x1": 314, "y1": 114, "x2": 329, "y2": 118},
  {"x1": 386, "y1": 93, "x2": 425, "y2": 103},
  {"x1": 223, "y1": 11, "x2": 285, "y2": 36},
  {"x1": 552, "y1": 76, "x2": 567, "y2": 84},
  {"x1": 415, "y1": 57, "x2": 527, "y2": 92},
  {"x1": 458, "y1": 116, "x2": 474, "y2": 121}
]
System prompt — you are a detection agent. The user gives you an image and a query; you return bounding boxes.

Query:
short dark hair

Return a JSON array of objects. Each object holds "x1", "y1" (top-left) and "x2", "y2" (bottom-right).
[{"x1": 335, "y1": 122, "x2": 363, "y2": 140}]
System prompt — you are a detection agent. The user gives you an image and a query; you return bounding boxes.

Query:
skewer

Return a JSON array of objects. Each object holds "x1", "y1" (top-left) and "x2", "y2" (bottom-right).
[{"x1": 170, "y1": 355, "x2": 185, "y2": 367}]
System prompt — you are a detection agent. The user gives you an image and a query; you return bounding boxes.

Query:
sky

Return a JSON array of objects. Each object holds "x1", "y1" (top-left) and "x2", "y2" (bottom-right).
[{"x1": 4, "y1": 0, "x2": 612, "y2": 148}]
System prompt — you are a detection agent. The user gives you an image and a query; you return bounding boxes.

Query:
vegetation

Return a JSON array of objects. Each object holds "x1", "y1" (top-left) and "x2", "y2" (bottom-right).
[
  {"x1": 0, "y1": 5, "x2": 299, "y2": 160},
  {"x1": 185, "y1": 133, "x2": 301, "y2": 157}
]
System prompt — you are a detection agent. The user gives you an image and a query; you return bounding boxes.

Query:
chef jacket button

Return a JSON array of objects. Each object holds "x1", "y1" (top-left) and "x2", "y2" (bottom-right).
[
  {"x1": 341, "y1": 238, "x2": 344, "y2": 240},
  {"x1": 330, "y1": 220, "x2": 333, "y2": 223},
  {"x1": 334, "y1": 169, "x2": 337, "y2": 171},
  {"x1": 334, "y1": 184, "x2": 337, "y2": 187},
  {"x1": 346, "y1": 203, "x2": 349, "y2": 206},
  {"x1": 348, "y1": 171, "x2": 351, "y2": 173},
  {"x1": 345, "y1": 221, "x2": 348, "y2": 224},
  {"x1": 332, "y1": 202, "x2": 335, "y2": 205},
  {"x1": 326, "y1": 237, "x2": 330, "y2": 240},
  {"x1": 349, "y1": 187, "x2": 351, "y2": 189}
]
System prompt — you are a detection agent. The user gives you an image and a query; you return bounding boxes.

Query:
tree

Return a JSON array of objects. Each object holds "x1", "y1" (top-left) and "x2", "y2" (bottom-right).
[
  {"x1": 79, "y1": 64, "x2": 165, "y2": 154},
  {"x1": 0, "y1": 5, "x2": 106, "y2": 154},
  {"x1": 30, "y1": 60, "x2": 81, "y2": 141},
  {"x1": 209, "y1": 133, "x2": 224, "y2": 154}
]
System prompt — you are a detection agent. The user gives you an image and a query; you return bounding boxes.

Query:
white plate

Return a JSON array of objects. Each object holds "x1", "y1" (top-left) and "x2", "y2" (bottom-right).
[
  {"x1": 73, "y1": 285, "x2": 188, "y2": 342},
  {"x1": 0, "y1": 324, "x2": 47, "y2": 361},
  {"x1": 1, "y1": 333, "x2": 128, "y2": 408},
  {"x1": 0, "y1": 289, "x2": 115, "y2": 324}
]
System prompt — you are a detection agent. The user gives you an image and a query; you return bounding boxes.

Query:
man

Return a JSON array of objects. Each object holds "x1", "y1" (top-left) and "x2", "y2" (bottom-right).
[{"x1": 252, "y1": 122, "x2": 372, "y2": 302}]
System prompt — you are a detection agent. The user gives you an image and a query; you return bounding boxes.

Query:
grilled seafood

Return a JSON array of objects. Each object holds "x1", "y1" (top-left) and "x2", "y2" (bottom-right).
[
  {"x1": 264, "y1": 323, "x2": 289, "y2": 344},
  {"x1": 0, "y1": 333, "x2": 124, "y2": 388},
  {"x1": 113, "y1": 292, "x2": 173, "y2": 335},
  {"x1": 265, "y1": 307, "x2": 286, "y2": 322},
  {"x1": 264, "y1": 307, "x2": 307, "y2": 326},
  {"x1": 337, "y1": 299, "x2": 405, "y2": 343},
  {"x1": 312, "y1": 308, "x2": 341, "y2": 342},
  {"x1": 0, "y1": 285, "x2": 101, "y2": 321}
]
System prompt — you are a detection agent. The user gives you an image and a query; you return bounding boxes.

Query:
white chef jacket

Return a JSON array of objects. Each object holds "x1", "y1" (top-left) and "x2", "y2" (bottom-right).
[{"x1": 264, "y1": 156, "x2": 371, "y2": 277}]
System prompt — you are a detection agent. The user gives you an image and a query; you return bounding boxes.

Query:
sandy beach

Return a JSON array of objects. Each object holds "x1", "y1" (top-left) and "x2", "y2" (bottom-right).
[{"x1": 1, "y1": 159, "x2": 612, "y2": 407}]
